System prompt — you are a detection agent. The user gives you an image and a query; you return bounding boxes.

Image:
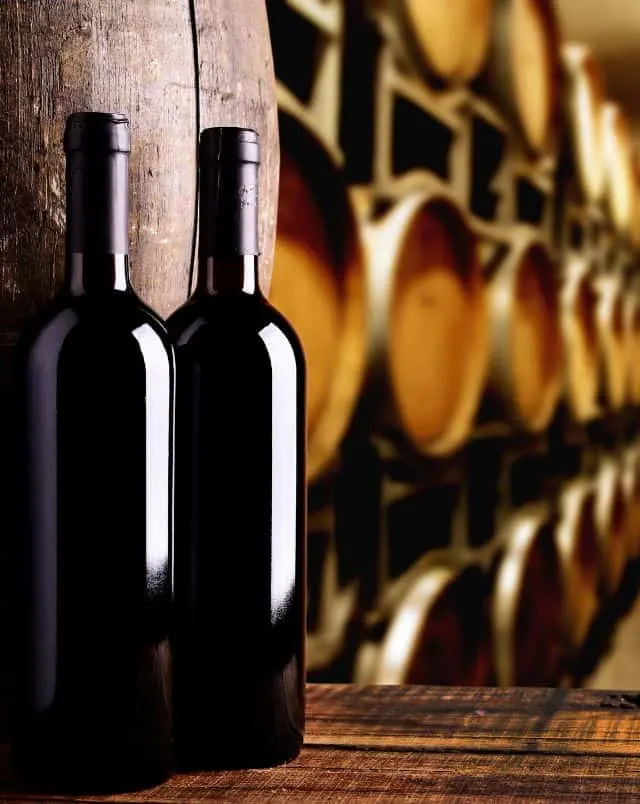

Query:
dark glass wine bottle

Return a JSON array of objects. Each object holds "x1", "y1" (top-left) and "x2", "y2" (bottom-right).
[
  {"x1": 168, "y1": 127, "x2": 306, "y2": 769},
  {"x1": 13, "y1": 113, "x2": 174, "y2": 792}
]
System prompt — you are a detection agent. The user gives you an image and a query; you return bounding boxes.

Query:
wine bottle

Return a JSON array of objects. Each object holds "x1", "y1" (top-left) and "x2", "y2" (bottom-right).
[
  {"x1": 168, "y1": 127, "x2": 306, "y2": 769},
  {"x1": 13, "y1": 112, "x2": 174, "y2": 792}
]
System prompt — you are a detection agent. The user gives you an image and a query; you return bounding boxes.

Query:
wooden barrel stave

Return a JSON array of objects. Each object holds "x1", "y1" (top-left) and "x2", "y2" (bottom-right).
[
  {"x1": 364, "y1": 191, "x2": 489, "y2": 454},
  {"x1": 556, "y1": 480, "x2": 600, "y2": 648},
  {"x1": 560, "y1": 258, "x2": 599, "y2": 422},
  {"x1": 594, "y1": 459, "x2": 629, "y2": 595},
  {"x1": 602, "y1": 103, "x2": 635, "y2": 236},
  {"x1": 487, "y1": 235, "x2": 562, "y2": 431},
  {"x1": 623, "y1": 292, "x2": 640, "y2": 406},
  {"x1": 492, "y1": 505, "x2": 565, "y2": 686},
  {"x1": 359, "y1": 564, "x2": 491, "y2": 685},
  {"x1": 391, "y1": 0, "x2": 493, "y2": 84},
  {"x1": 0, "y1": 0, "x2": 198, "y2": 327},
  {"x1": 629, "y1": 152, "x2": 640, "y2": 250},
  {"x1": 484, "y1": 0, "x2": 560, "y2": 153},
  {"x1": 595, "y1": 274, "x2": 627, "y2": 411},
  {"x1": 622, "y1": 449, "x2": 640, "y2": 561},
  {"x1": 561, "y1": 44, "x2": 606, "y2": 203},
  {"x1": 306, "y1": 529, "x2": 359, "y2": 672}
]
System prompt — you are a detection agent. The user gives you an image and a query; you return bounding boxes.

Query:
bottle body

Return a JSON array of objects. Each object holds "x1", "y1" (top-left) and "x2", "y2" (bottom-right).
[
  {"x1": 13, "y1": 288, "x2": 175, "y2": 791},
  {"x1": 12, "y1": 114, "x2": 174, "y2": 791},
  {"x1": 168, "y1": 292, "x2": 306, "y2": 769}
]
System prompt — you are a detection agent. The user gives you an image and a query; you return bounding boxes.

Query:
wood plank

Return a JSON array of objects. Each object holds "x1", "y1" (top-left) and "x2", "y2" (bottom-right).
[
  {"x1": 305, "y1": 684, "x2": 640, "y2": 754},
  {"x1": 1, "y1": 685, "x2": 640, "y2": 801}
]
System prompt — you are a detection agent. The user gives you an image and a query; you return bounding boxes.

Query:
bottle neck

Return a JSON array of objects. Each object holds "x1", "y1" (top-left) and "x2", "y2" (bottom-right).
[
  {"x1": 196, "y1": 255, "x2": 260, "y2": 296},
  {"x1": 196, "y1": 149, "x2": 260, "y2": 297},
  {"x1": 64, "y1": 149, "x2": 131, "y2": 294}
]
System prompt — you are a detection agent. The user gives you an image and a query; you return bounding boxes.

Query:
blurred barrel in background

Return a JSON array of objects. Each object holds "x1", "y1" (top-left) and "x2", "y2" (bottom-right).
[
  {"x1": 389, "y1": 0, "x2": 493, "y2": 84},
  {"x1": 491, "y1": 505, "x2": 565, "y2": 685},
  {"x1": 363, "y1": 192, "x2": 488, "y2": 453},
  {"x1": 357, "y1": 563, "x2": 491, "y2": 685},
  {"x1": 595, "y1": 274, "x2": 627, "y2": 411},
  {"x1": 561, "y1": 44, "x2": 606, "y2": 202},
  {"x1": 602, "y1": 103, "x2": 635, "y2": 235},
  {"x1": 268, "y1": 0, "x2": 640, "y2": 689},
  {"x1": 484, "y1": 0, "x2": 560, "y2": 153},
  {"x1": 622, "y1": 448, "x2": 640, "y2": 561},
  {"x1": 486, "y1": 236, "x2": 562, "y2": 430},
  {"x1": 560, "y1": 256, "x2": 599, "y2": 421},
  {"x1": 594, "y1": 458, "x2": 629, "y2": 594},
  {"x1": 624, "y1": 292, "x2": 640, "y2": 405},
  {"x1": 630, "y1": 153, "x2": 640, "y2": 250},
  {"x1": 556, "y1": 479, "x2": 599, "y2": 648},
  {"x1": 270, "y1": 103, "x2": 367, "y2": 480}
]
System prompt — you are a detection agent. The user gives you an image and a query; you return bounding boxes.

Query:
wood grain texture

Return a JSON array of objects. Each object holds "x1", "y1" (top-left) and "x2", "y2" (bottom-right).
[
  {"x1": 194, "y1": 0, "x2": 279, "y2": 294},
  {"x1": 0, "y1": 0, "x2": 197, "y2": 323},
  {"x1": 2, "y1": 685, "x2": 640, "y2": 801}
]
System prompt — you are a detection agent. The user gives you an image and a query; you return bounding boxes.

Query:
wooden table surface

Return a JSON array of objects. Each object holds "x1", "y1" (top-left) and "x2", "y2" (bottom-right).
[{"x1": 2, "y1": 684, "x2": 640, "y2": 802}]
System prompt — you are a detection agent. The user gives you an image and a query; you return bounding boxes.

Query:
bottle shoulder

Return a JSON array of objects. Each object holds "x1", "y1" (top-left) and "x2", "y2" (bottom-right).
[
  {"x1": 16, "y1": 290, "x2": 174, "y2": 366},
  {"x1": 167, "y1": 294, "x2": 304, "y2": 360}
]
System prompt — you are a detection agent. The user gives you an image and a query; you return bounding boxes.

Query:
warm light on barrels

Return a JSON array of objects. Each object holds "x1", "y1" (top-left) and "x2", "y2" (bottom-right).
[
  {"x1": 271, "y1": 106, "x2": 367, "y2": 481},
  {"x1": 561, "y1": 44, "x2": 606, "y2": 202},
  {"x1": 395, "y1": 0, "x2": 493, "y2": 83},
  {"x1": 602, "y1": 103, "x2": 635, "y2": 235},
  {"x1": 594, "y1": 459, "x2": 629, "y2": 595},
  {"x1": 556, "y1": 480, "x2": 600, "y2": 648},
  {"x1": 623, "y1": 449, "x2": 640, "y2": 561},
  {"x1": 560, "y1": 257, "x2": 599, "y2": 422},
  {"x1": 595, "y1": 275, "x2": 627, "y2": 412},
  {"x1": 365, "y1": 192, "x2": 488, "y2": 454},
  {"x1": 369, "y1": 564, "x2": 491, "y2": 685},
  {"x1": 487, "y1": 237, "x2": 562, "y2": 430},
  {"x1": 624, "y1": 292, "x2": 640, "y2": 406},
  {"x1": 492, "y1": 506, "x2": 565, "y2": 686},
  {"x1": 486, "y1": 0, "x2": 560, "y2": 153}
]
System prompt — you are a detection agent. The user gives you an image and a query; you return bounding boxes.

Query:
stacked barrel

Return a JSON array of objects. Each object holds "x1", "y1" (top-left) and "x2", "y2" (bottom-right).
[{"x1": 266, "y1": 0, "x2": 640, "y2": 685}]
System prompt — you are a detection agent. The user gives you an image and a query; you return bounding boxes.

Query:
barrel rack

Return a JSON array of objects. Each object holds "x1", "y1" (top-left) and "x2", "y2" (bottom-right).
[{"x1": 266, "y1": 0, "x2": 640, "y2": 687}]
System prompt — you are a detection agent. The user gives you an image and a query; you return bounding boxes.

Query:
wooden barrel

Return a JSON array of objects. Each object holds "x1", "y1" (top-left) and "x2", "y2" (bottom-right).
[
  {"x1": 270, "y1": 101, "x2": 367, "y2": 481},
  {"x1": 622, "y1": 448, "x2": 640, "y2": 561},
  {"x1": 629, "y1": 294, "x2": 640, "y2": 406},
  {"x1": 0, "y1": 0, "x2": 279, "y2": 321},
  {"x1": 602, "y1": 103, "x2": 635, "y2": 235},
  {"x1": 594, "y1": 459, "x2": 629, "y2": 594},
  {"x1": 363, "y1": 191, "x2": 488, "y2": 453},
  {"x1": 595, "y1": 275, "x2": 627, "y2": 411},
  {"x1": 561, "y1": 44, "x2": 606, "y2": 202},
  {"x1": 491, "y1": 505, "x2": 565, "y2": 686},
  {"x1": 484, "y1": 0, "x2": 560, "y2": 153},
  {"x1": 306, "y1": 528, "x2": 359, "y2": 673},
  {"x1": 555, "y1": 480, "x2": 600, "y2": 648},
  {"x1": 630, "y1": 152, "x2": 640, "y2": 250},
  {"x1": 357, "y1": 564, "x2": 491, "y2": 685},
  {"x1": 390, "y1": 0, "x2": 493, "y2": 84},
  {"x1": 624, "y1": 292, "x2": 640, "y2": 406},
  {"x1": 487, "y1": 234, "x2": 562, "y2": 430},
  {"x1": 560, "y1": 257, "x2": 599, "y2": 422}
]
